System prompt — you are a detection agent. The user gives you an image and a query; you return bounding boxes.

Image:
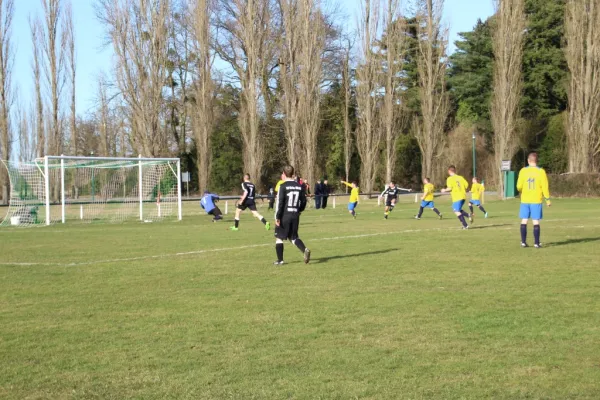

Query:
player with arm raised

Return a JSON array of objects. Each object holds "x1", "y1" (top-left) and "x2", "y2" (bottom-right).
[
  {"x1": 341, "y1": 180, "x2": 360, "y2": 219},
  {"x1": 441, "y1": 166, "x2": 471, "y2": 229},
  {"x1": 380, "y1": 181, "x2": 411, "y2": 220},
  {"x1": 516, "y1": 152, "x2": 551, "y2": 248},
  {"x1": 230, "y1": 174, "x2": 270, "y2": 231},
  {"x1": 274, "y1": 165, "x2": 311, "y2": 266}
]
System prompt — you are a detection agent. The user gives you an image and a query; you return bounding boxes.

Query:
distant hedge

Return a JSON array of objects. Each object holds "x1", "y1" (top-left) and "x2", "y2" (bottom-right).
[{"x1": 548, "y1": 174, "x2": 600, "y2": 198}]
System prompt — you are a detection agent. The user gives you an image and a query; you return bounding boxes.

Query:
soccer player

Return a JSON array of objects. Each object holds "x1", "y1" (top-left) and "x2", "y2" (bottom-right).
[
  {"x1": 341, "y1": 180, "x2": 359, "y2": 218},
  {"x1": 230, "y1": 174, "x2": 270, "y2": 231},
  {"x1": 516, "y1": 152, "x2": 551, "y2": 248},
  {"x1": 415, "y1": 178, "x2": 442, "y2": 220},
  {"x1": 380, "y1": 182, "x2": 411, "y2": 219},
  {"x1": 200, "y1": 191, "x2": 223, "y2": 222},
  {"x1": 274, "y1": 165, "x2": 311, "y2": 265},
  {"x1": 441, "y1": 166, "x2": 471, "y2": 229},
  {"x1": 275, "y1": 174, "x2": 285, "y2": 193},
  {"x1": 469, "y1": 177, "x2": 488, "y2": 219}
]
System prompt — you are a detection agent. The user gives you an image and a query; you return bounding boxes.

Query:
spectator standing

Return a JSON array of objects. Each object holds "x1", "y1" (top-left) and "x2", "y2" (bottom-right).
[
  {"x1": 322, "y1": 179, "x2": 330, "y2": 209},
  {"x1": 314, "y1": 179, "x2": 323, "y2": 209}
]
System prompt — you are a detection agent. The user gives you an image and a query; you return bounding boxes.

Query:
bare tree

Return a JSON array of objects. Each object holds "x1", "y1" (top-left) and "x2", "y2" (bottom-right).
[
  {"x1": 190, "y1": 0, "x2": 215, "y2": 192},
  {"x1": 298, "y1": 0, "x2": 325, "y2": 187},
  {"x1": 278, "y1": 0, "x2": 303, "y2": 170},
  {"x1": 40, "y1": 0, "x2": 67, "y2": 156},
  {"x1": 31, "y1": 18, "x2": 45, "y2": 157},
  {"x1": 96, "y1": 75, "x2": 113, "y2": 156},
  {"x1": 341, "y1": 37, "x2": 353, "y2": 189},
  {"x1": 381, "y1": 0, "x2": 405, "y2": 183},
  {"x1": 214, "y1": 0, "x2": 273, "y2": 184},
  {"x1": 565, "y1": 0, "x2": 600, "y2": 172},
  {"x1": 414, "y1": 0, "x2": 448, "y2": 181},
  {"x1": 16, "y1": 102, "x2": 38, "y2": 162},
  {"x1": 98, "y1": 0, "x2": 172, "y2": 157},
  {"x1": 167, "y1": 2, "x2": 196, "y2": 155},
  {"x1": 355, "y1": 0, "x2": 382, "y2": 193},
  {"x1": 64, "y1": 2, "x2": 76, "y2": 155},
  {"x1": 491, "y1": 0, "x2": 525, "y2": 196},
  {"x1": 0, "y1": 0, "x2": 14, "y2": 204}
]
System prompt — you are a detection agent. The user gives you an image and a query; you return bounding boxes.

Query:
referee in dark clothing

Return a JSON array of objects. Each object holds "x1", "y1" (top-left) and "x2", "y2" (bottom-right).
[{"x1": 274, "y1": 165, "x2": 311, "y2": 265}]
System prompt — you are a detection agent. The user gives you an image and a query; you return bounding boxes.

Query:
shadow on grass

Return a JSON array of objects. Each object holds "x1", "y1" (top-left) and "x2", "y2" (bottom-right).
[
  {"x1": 546, "y1": 237, "x2": 600, "y2": 247},
  {"x1": 470, "y1": 224, "x2": 513, "y2": 230},
  {"x1": 313, "y1": 249, "x2": 397, "y2": 264}
]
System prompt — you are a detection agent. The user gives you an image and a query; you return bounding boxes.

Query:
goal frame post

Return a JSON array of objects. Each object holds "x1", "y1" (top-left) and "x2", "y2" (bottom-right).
[{"x1": 43, "y1": 155, "x2": 182, "y2": 225}]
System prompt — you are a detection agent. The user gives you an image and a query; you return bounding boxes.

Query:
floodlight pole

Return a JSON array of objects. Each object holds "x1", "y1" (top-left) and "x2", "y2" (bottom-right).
[
  {"x1": 60, "y1": 155, "x2": 65, "y2": 223},
  {"x1": 44, "y1": 156, "x2": 50, "y2": 226},
  {"x1": 472, "y1": 131, "x2": 477, "y2": 178}
]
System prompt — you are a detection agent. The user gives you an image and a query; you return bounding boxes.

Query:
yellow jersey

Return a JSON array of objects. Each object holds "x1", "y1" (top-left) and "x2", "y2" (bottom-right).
[
  {"x1": 517, "y1": 166, "x2": 550, "y2": 204},
  {"x1": 342, "y1": 182, "x2": 360, "y2": 203},
  {"x1": 446, "y1": 175, "x2": 469, "y2": 202},
  {"x1": 423, "y1": 183, "x2": 435, "y2": 201},
  {"x1": 275, "y1": 180, "x2": 285, "y2": 192},
  {"x1": 471, "y1": 182, "x2": 484, "y2": 201}
]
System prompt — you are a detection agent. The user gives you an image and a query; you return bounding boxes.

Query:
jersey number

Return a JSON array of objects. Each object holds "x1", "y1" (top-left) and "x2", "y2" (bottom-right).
[
  {"x1": 287, "y1": 191, "x2": 300, "y2": 207},
  {"x1": 527, "y1": 178, "x2": 535, "y2": 190}
]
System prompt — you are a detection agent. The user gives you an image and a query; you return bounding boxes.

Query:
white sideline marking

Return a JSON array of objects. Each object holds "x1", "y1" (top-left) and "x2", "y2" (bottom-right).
[{"x1": 2, "y1": 222, "x2": 600, "y2": 267}]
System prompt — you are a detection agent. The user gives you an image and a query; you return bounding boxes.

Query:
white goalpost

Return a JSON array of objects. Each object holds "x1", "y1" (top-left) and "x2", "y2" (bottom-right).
[{"x1": 1, "y1": 155, "x2": 182, "y2": 227}]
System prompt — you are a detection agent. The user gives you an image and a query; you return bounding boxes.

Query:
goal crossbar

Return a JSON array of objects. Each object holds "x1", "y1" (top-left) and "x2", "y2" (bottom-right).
[{"x1": 1, "y1": 155, "x2": 183, "y2": 226}]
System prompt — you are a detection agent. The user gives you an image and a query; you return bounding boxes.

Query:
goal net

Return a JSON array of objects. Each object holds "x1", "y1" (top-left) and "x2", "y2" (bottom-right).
[{"x1": 1, "y1": 156, "x2": 182, "y2": 227}]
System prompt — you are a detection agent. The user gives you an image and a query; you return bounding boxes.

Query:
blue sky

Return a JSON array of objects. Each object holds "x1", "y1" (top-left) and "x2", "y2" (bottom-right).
[{"x1": 13, "y1": 0, "x2": 494, "y2": 115}]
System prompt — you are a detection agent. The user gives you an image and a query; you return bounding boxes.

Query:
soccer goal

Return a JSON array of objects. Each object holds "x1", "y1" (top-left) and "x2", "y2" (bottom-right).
[{"x1": 1, "y1": 155, "x2": 182, "y2": 227}]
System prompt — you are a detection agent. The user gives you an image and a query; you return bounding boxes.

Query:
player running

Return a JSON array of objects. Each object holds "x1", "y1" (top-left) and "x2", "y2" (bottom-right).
[
  {"x1": 441, "y1": 166, "x2": 471, "y2": 229},
  {"x1": 341, "y1": 180, "x2": 360, "y2": 219},
  {"x1": 380, "y1": 182, "x2": 411, "y2": 219},
  {"x1": 415, "y1": 177, "x2": 442, "y2": 220},
  {"x1": 516, "y1": 152, "x2": 551, "y2": 248},
  {"x1": 230, "y1": 174, "x2": 270, "y2": 231},
  {"x1": 469, "y1": 177, "x2": 488, "y2": 220},
  {"x1": 274, "y1": 165, "x2": 311, "y2": 266}
]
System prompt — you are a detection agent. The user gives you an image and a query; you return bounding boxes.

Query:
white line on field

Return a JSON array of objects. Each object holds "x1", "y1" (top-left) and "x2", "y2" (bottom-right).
[{"x1": 2, "y1": 222, "x2": 600, "y2": 267}]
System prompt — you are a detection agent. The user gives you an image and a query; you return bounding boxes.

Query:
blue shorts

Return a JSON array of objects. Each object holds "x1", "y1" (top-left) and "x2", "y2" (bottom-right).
[
  {"x1": 520, "y1": 203, "x2": 543, "y2": 220},
  {"x1": 348, "y1": 202, "x2": 358, "y2": 211},
  {"x1": 421, "y1": 200, "x2": 435, "y2": 209},
  {"x1": 452, "y1": 200, "x2": 466, "y2": 212},
  {"x1": 470, "y1": 199, "x2": 481, "y2": 206}
]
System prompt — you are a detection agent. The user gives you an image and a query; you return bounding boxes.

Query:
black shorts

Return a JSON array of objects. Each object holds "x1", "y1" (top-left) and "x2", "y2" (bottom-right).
[
  {"x1": 386, "y1": 198, "x2": 397, "y2": 207},
  {"x1": 275, "y1": 216, "x2": 300, "y2": 241},
  {"x1": 238, "y1": 201, "x2": 257, "y2": 211},
  {"x1": 208, "y1": 207, "x2": 222, "y2": 217}
]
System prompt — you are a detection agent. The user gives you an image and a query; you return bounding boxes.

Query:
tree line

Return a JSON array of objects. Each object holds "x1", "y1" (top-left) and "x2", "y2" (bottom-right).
[{"x1": 0, "y1": 0, "x2": 599, "y2": 200}]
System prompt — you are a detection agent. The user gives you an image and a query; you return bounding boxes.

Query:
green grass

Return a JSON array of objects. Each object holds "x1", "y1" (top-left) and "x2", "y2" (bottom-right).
[{"x1": 1, "y1": 197, "x2": 600, "y2": 399}]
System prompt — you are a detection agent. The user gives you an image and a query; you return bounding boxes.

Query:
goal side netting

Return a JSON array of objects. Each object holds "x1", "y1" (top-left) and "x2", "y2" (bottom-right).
[{"x1": 1, "y1": 156, "x2": 182, "y2": 227}]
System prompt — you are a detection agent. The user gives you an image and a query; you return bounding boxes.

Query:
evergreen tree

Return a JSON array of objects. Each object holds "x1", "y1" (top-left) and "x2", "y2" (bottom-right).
[
  {"x1": 522, "y1": 0, "x2": 568, "y2": 120},
  {"x1": 447, "y1": 19, "x2": 494, "y2": 137}
]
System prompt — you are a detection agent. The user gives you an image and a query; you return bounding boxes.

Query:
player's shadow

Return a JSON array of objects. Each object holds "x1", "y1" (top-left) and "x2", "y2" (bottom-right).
[
  {"x1": 313, "y1": 249, "x2": 397, "y2": 264},
  {"x1": 546, "y1": 237, "x2": 600, "y2": 247},
  {"x1": 469, "y1": 224, "x2": 512, "y2": 230}
]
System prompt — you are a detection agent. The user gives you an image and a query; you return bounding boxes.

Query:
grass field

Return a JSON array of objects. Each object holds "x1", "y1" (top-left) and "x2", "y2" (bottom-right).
[{"x1": 1, "y1": 196, "x2": 600, "y2": 399}]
